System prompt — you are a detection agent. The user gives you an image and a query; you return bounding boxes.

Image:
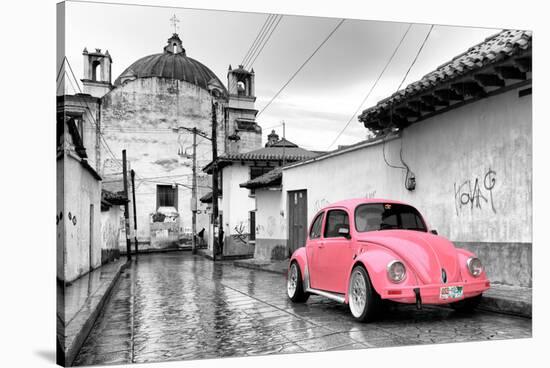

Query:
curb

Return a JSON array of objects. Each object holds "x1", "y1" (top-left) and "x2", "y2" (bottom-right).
[
  {"x1": 478, "y1": 294, "x2": 532, "y2": 318},
  {"x1": 233, "y1": 261, "x2": 531, "y2": 318},
  {"x1": 64, "y1": 260, "x2": 129, "y2": 367},
  {"x1": 233, "y1": 260, "x2": 287, "y2": 275}
]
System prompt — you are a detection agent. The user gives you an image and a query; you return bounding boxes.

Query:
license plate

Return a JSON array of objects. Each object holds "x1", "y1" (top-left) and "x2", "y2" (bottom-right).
[{"x1": 440, "y1": 286, "x2": 463, "y2": 300}]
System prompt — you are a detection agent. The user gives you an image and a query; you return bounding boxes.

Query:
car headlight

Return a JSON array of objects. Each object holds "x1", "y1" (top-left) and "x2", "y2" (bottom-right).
[
  {"x1": 467, "y1": 257, "x2": 483, "y2": 277},
  {"x1": 387, "y1": 260, "x2": 406, "y2": 283}
]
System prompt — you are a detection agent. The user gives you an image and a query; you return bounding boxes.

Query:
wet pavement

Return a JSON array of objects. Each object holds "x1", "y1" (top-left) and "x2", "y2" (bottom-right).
[{"x1": 74, "y1": 253, "x2": 532, "y2": 366}]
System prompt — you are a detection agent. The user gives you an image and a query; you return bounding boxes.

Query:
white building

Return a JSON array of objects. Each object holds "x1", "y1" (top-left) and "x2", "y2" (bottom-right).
[
  {"x1": 253, "y1": 29, "x2": 532, "y2": 288},
  {"x1": 203, "y1": 131, "x2": 318, "y2": 258}
]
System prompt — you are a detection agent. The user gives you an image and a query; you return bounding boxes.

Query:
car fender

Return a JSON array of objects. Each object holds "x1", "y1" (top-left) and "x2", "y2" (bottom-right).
[
  {"x1": 289, "y1": 247, "x2": 308, "y2": 282},
  {"x1": 455, "y1": 247, "x2": 489, "y2": 281},
  {"x1": 344, "y1": 244, "x2": 402, "y2": 302}
]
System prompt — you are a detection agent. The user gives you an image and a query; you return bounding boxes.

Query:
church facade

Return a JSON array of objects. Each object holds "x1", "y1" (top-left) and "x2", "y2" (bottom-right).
[{"x1": 82, "y1": 32, "x2": 262, "y2": 251}]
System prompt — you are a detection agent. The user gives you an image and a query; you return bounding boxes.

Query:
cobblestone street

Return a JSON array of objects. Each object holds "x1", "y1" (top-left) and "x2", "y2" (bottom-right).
[{"x1": 74, "y1": 253, "x2": 532, "y2": 366}]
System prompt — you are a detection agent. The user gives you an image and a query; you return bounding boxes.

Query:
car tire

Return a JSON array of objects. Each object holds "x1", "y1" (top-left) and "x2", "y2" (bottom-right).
[
  {"x1": 348, "y1": 265, "x2": 380, "y2": 322},
  {"x1": 287, "y1": 261, "x2": 309, "y2": 303},
  {"x1": 450, "y1": 294, "x2": 482, "y2": 312}
]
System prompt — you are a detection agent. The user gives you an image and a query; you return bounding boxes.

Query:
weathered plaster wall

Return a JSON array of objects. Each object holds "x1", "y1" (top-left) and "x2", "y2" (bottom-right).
[
  {"x1": 63, "y1": 154, "x2": 102, "y2": 283},
  {"x1": 283, "y1": 87, "x2": 532, "y2": 286},
  {"x1": 57, "y1": 157, "x2": 65, "y2": 281},
  {"x1": 221, "y1": 165, "x2": 255, "y2": 256},
  {"x1": 100, "y1": 205, "x2": 122, "y2": 264},
  {"x1": 254, "y1": 189, "x2": 286, "y2": 260},
  {"x1": 100, "y1": 77, "x2": 226, "y2": 247}
]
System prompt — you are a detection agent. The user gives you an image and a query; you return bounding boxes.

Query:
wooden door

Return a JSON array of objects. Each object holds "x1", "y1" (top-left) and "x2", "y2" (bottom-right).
[{"x1": 288, "y1": 190, "x2": 308, "y2": 254}]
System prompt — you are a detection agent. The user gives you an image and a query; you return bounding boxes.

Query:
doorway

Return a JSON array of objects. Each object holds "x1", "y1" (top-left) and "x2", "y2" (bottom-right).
[{"x1": 288, "y1": 190, "x2": 308, "y2": 254}]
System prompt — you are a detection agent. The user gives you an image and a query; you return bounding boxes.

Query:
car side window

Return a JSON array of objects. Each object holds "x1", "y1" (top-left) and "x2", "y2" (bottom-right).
[
  {"x1": 309, "y1": 212, "x2": 324, "y2": 239},
  {"x1": 324, "y1": 210, "x2": 349, "y2": 238}
]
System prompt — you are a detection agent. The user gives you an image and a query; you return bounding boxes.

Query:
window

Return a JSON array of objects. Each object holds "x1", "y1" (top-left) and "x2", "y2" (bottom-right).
[
  {"x1": 355, "y1": 203, "x2": 426, "y2": 232},
  {"x1": 156, "y1": 184, "x2": 178, "y2": 209},
  {"x1": 91, "y1": 60, "x2": 101, "y2": 81},
  {"x1": 309, "y1": 212, "x2": 324, "y2": 239},
  {"x1": 324, "y1": 210, "x2": 349, "y2": 238},
  {"x1": 237, "y1": 81, "x2": 246, "y2": 95}
]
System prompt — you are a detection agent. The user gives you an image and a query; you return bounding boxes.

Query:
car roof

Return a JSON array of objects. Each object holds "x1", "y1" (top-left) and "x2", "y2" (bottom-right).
[{"x1": 322, "y1": 198, "x2": 409, "y2": 211}]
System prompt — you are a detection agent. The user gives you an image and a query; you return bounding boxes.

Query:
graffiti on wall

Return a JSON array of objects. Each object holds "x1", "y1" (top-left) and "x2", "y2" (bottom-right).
[
  {"x1": 232, "y1": 221, "x2": 248, "y2": 244},
  {"x1": 266, "y1": 216, "x2": 276, "y2": 237},
  {"x1": 365, "y1": 189, "x2": 377, "y2": 198},
  {"x1": 454, "y1": 168, "x2": 497, "y2": 216},
  {"x1": 313, "y1": 198, "x2": 330, "y2": 212}
]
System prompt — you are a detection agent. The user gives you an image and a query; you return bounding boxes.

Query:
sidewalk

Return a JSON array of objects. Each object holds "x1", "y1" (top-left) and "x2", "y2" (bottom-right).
[
  {"x1": 57, "y1": 259, "x2": 128, "y2": 366},
  {"x1": 233, "y1": 259, "x2": 532, "y2": 318}
]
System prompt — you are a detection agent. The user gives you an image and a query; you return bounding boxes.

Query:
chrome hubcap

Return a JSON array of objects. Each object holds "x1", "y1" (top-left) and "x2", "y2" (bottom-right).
[
  {"x1": 349, "y1": 270, "x2": 367, "y2": 317},
  {"x1": 287, "y1": 264, "x2": 298, "y2": 298}
]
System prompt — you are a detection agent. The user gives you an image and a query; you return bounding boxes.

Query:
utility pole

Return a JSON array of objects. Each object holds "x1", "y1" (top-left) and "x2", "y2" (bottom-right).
[
  {"x1": 211, "y1": 100, "x2": 220, "y2": 261},
  {"x1": 130, "y1": 169, "x2": 138, "y2": 256},
  {"x1": 122, "y1": 150, "x2": 131, "y2": 261},
  {"x1": 191, "y1": 127, "x2": 198, "y2": 254}
]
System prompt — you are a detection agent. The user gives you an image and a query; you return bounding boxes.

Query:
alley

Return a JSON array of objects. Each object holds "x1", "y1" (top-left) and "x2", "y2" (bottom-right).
[{"x1": 74, "y1": 252, "x2": 531, "y2": 365}]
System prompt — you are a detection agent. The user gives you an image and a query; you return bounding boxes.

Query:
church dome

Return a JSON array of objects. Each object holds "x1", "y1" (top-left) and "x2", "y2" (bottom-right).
[{"x1": 114, "y1": 33, "x2": 227, "y2": 94}]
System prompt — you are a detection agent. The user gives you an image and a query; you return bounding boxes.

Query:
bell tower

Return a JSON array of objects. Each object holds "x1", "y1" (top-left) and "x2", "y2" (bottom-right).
[
  {"x1": 82, "y1": 48, "x2": 113, "y2": 98},
  {"x1": 225, "y1": 65, "x2": 262, "y2": 153}
]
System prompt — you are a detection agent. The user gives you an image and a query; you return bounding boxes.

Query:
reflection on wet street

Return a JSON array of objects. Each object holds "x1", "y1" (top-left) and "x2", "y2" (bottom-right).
[{"x1": 74, "y1": 253, "x2": 531, "y2": 366}]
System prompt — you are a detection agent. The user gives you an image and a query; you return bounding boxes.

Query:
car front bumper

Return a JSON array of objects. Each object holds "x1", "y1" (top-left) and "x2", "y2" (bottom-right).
[{"x1": 380, "y1": 279, "x2": 490, "y2": 305}]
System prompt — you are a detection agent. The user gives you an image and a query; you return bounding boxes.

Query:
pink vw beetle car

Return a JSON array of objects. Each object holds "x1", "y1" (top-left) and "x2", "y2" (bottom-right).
[{"x1": 287, "y1": 199, "x2": 490, "y2": 322}]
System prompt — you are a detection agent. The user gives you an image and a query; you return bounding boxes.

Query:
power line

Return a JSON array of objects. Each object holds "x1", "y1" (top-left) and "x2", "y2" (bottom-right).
[
  {"x1": 63, "y1": 58, "x2": 131, "y2": 176},
  {"x1": 241, "y1": 14, "x2": 276, "y2": 67},
  {"x1": 245, "y1": 15, "x2": 283, "y2": 70},
  {"x1": 325, "y1": 23, "x2": 413, "y2": 150},
  {"x1": 227, "y1": 14, "x2": 283, "y2": 95},
  {"x1": 396, "y1": 24, "x2": 435, "y2": 92},
  {"x1": 257, "y1": 18, "x2": 346, "y2": 118}
]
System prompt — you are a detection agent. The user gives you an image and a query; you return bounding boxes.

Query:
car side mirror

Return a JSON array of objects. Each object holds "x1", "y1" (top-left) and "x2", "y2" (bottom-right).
[
  {"x1": 430, "y1": 229, "x2": 438, "y2": 235},
  {"x1": 338, "y1": 226, "x2": 351, "y2": 239}
]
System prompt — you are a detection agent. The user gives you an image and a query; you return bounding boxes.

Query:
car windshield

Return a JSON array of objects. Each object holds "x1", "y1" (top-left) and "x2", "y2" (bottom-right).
[{"x1": 355, "y1": 203, "x2": 427, "y2": 232}]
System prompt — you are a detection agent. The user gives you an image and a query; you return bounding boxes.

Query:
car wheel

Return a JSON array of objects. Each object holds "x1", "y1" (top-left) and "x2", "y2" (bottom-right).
[
  {"x1": 450, "y1": 294, "x2": 482, "y2": 312},
  {"x1": 287, "y1": 261, "x2": 309, "y2": 303},
  {"x1": 348, "y1": 265, "x2": 379, "y2": 322}
]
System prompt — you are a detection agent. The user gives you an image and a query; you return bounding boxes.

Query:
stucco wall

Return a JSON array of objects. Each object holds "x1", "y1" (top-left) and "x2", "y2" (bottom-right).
[
  {"x1": 254, "y1": 189, "x2": 286, "y2": 260},
  {"x1": 62, "y1": 154, "x2": 102, "y2": 283},
  {"x1": 282, "y1": 87, "x2": 532, "y2": 286},
  {"x1": 57, "y1": 157, "x2": 65, "y2": 281},
  {"x1": 100, "y1": 77, "x2": 226, "y2": 246},
  {"x1": 100, "y1": 205, "x2": 122, "y2": 264},
  {"x1": 221, "y1": 165, "x2": 255, "y2": 256}
]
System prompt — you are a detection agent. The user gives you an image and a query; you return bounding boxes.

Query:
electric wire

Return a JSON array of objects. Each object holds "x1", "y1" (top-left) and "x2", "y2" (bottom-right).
[
  {"x1": 325, "y1": 23, "x2": 413, "y2": 150},
  {"x1": 257, "y1": 18, "x2": 346, "y2": 118}
]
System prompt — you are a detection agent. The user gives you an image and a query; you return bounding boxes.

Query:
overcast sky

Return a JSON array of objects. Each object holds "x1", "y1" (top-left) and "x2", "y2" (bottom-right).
[{"x1": 62, "y1": 0, "x2": 501, "y2": 151}]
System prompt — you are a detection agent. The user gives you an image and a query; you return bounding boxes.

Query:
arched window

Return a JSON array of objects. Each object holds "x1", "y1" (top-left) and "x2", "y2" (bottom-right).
[
  {"x1": 173, "y1": 43, "x2": 177, "y2": 54},
  {"x1": 237, "y1": 81, "x2": 246, "y2": 96},
  {"x1": 91, "y1": 60, "x2": 101, "y2": 81}
]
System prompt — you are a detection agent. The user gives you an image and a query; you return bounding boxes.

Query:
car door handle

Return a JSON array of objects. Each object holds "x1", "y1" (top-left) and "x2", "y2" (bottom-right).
[{"x1": 318, "y1": 242, "x2": 325, "y2": 249}]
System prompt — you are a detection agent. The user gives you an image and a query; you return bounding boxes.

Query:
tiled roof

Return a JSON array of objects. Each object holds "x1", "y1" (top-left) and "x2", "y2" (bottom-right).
[
  {"x1": 202, "y1": 142, "x2": 318, "y2": 173},
  {"x1": 240, "y1": 167, "x2": 282, "y2": 189},
  {"x1": 359, "y1": 29, "x2": 532, "y2": 129}
]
